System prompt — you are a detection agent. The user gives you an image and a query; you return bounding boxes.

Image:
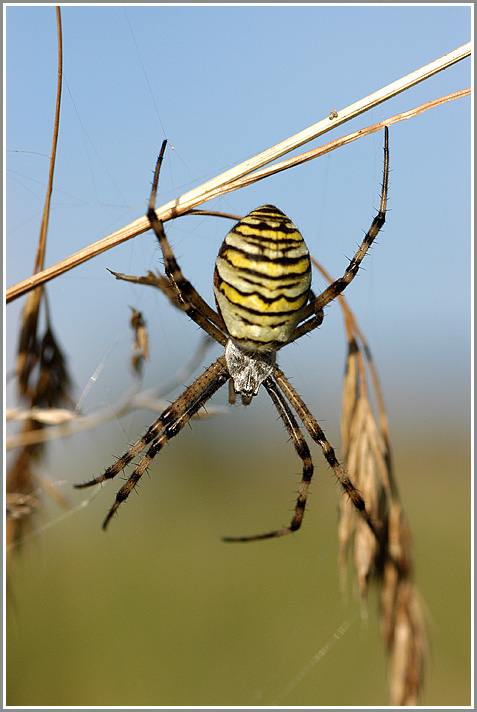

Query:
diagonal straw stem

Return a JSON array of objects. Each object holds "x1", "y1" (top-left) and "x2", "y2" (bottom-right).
[{"x1": 6, "y1": 42, "x2": 470, "y2": 303}]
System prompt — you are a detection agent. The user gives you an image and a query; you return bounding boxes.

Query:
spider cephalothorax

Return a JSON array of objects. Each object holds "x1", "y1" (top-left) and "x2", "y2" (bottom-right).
[{"x1": 76, "y1": 128, "x2": 389, "y2": 542}]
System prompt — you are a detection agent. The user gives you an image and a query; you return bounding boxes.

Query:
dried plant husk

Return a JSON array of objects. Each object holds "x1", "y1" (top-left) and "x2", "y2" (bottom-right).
[
  {"x1": 129, "y1": 308, "x2": 149, "y2": 375},
  {"x1": 312, "y1": 256, "x2": 428, "y2": 705},
  {"x1": 8, "y1": 294, "x2": 73, "y2": 569}
]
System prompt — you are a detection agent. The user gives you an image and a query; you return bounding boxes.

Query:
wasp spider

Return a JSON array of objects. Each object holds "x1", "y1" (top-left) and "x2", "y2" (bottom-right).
[{"x1": 76, "y1": 128, "x2": 389, "y2": 541}]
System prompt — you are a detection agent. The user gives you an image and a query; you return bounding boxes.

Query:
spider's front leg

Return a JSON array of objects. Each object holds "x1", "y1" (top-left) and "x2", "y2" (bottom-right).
[
  {"x1": 147, "y1": 142, "x2": 227, "y2": 345},
  {"x1": 286, "y1": 126, "x2": 389, "y2": 348},
  {"x1": 308, "y1": 126, "x2": 389, "y2": 315},
  {"x1": 75, "y1": 356, "x2": 230, "y2": 529}
]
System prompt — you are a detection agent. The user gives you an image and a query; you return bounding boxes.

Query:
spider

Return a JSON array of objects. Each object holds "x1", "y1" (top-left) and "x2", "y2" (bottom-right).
[{"x1": 76, "y1": 127, "x2": 389, "y2": 542}]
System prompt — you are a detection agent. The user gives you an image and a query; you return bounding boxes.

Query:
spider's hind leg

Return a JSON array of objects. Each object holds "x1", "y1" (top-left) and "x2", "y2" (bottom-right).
[
  {"x1": 223, "y1": 375, "x2": 314, "y2": 542},
  {"x1": 273, "y1": 365, "x2": 382, "y2": 542}
]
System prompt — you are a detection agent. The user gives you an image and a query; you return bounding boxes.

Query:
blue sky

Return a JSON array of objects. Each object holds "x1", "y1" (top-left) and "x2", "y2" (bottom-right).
[{"x1": 6, "y1": 3, "x2": 471, "y2": 445}]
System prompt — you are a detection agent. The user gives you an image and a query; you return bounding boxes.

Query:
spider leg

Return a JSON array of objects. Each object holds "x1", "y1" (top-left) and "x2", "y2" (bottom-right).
[
  {"x1": 101, "y1": 360, "x2": 229, "y2": 530},
  {"x1": 147, "y1": 143, "x2": 227, "y2": 344},
  {"x1": 285, "y1": 304, "x2": 324, "y2": 345},
  {"x1": 223, "y1": 376, "x2": 314, "y2": 542},
  {"x1": 273, "y1": 365, "x2": 381, "y2": 541},
  {"x1": 75, "y1": 356, "x2": 230, "y2": 528},
  {"x1": 287, "y1": 126, "x2": 389, "y2": 347}
]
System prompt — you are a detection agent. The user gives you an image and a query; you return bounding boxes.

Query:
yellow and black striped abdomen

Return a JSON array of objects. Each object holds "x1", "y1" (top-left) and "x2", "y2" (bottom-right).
[{"x1": 214, "y1": 205, "x2": 311, "y2": 352}]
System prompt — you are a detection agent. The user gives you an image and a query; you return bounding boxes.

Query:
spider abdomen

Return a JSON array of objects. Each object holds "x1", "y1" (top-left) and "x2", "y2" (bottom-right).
[{"x1": 213, "y1": 205, "x2": 311, "y2": 352}]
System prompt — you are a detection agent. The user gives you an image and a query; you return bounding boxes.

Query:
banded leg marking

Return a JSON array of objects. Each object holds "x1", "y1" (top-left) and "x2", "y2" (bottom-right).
[
  {"x1": 273, "y1": 365, "x2": 381, "y2": 540},
  {"x1": 223, "y1": 376, "x2": 314, "y2": 542},
  {"x1": 147, "y1": 144, "x2": 227, "y2": 344},
  {"x1": 75, "y1": 357, "x2": 230, "y2": 528},
  {"x1": 288, "y1": 126, "x2": 389, "y2": 344}
]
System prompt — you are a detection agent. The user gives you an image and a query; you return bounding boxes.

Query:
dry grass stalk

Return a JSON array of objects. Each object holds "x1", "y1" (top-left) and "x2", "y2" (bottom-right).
[
  {"x1": 312, "y1": 256, "x2": 428, "y2": 705},
  {"x1": 6, "y1": 8, "x2": 70, "y2": 576},
  {"x1": 6, "y1": 42, "x2": 470, "y2": 304},
  {"x1": 196, "y1": 87, "x2": 470, "y2": 204}
]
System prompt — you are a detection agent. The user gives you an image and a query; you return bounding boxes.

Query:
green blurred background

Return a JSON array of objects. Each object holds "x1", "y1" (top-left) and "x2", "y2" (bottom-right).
[
  {"x1": 6, "y1": 5, "x2": 471, "y2": 707},
  {"x1": 6, "y1": 418, "x2": 471, "y2": 705}
]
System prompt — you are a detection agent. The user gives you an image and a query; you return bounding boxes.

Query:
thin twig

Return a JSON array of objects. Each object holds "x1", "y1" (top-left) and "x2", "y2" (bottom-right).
[
  {"x1": 206, "y1": 87, "x2": 470, "y2": 200},
  {"x1": 6, "y1": 396, "x2": 228, "y2": 450},
  {"x1": 6, "y1": 43, "x2": 470, "y2": 303},
  {"x1": 7, "y1": 6, "x2": 67, "y2": 576},
  {"x1": 34, "y1": 5, "x2": 63, "y2": 275}
]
